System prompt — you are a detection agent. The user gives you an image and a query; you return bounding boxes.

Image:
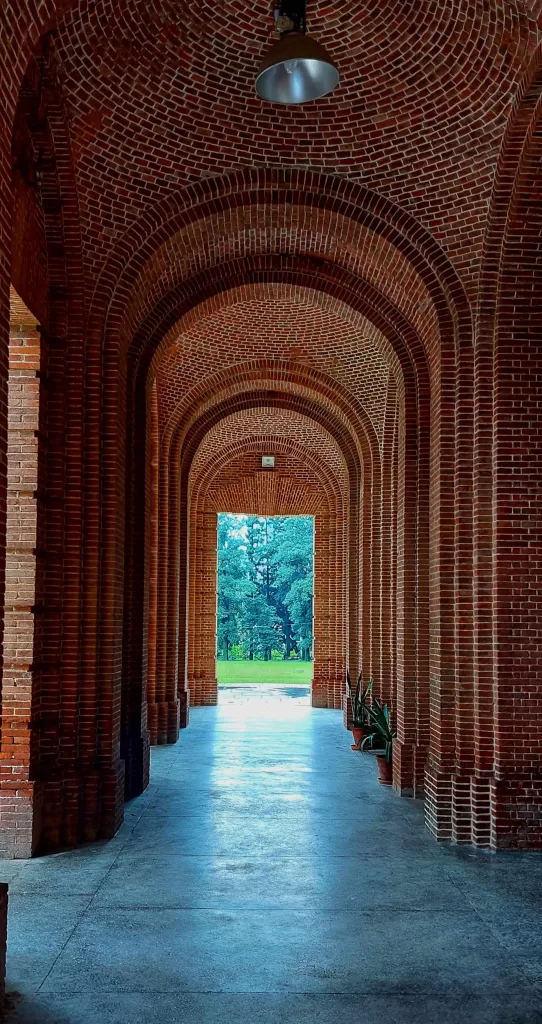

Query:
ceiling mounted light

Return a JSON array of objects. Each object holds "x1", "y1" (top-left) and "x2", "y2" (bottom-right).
[{"x1": 256, "y1": 1, "x2": 339, "y2": 105}]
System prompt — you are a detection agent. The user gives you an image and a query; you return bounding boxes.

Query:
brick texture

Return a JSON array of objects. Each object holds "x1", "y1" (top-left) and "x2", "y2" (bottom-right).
[{"x1": 0, "y1": 2, "x2": 541, "y2": 854}]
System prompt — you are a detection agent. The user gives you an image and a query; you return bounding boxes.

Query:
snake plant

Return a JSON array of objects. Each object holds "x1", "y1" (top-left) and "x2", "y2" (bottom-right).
[
  {"x1": 346, "y1": 671, "x2": 373, "y2": 728},
  {"x1": 364, "y1": 697, "x2": 395, "y2": 761}
]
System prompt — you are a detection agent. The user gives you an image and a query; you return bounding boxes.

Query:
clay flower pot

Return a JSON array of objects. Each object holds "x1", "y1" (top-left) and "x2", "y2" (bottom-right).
[
  {"x1": 350, "y1": 726, "x2": 369, "y2": 750},
  {"x1": 376, "y1": 754, "x2": 393, "y2": 785}
]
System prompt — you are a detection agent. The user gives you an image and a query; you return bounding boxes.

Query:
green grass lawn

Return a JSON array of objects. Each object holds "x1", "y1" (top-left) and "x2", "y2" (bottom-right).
[{"x1": 217, "y1": 660, "x2": 313, "y2": 686}]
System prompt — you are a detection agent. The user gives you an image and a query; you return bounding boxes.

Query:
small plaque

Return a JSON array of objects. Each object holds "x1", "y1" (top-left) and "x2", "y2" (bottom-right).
[{"x1": 261, "y1": 455, "x2": 275, "y2": 468}]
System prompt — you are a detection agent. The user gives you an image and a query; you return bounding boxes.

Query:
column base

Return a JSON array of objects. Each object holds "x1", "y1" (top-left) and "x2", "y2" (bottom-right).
[
  {"x1": 37, "y1": 760, "x2": 125, "y2": 853},
  {"x1": 148, "y1": 700, "x2": 182, "y2": 744},
  {"x1": 491, "y1": 775, "x2": 542, "y2": 849},
  {"x1": 393, "y1": 740, "x2": 426, "y2": 797},
  {"x1": 0, "y1": 780, "x2": 43, "y2": 859},
  {"x1": 179, "y1": 688, "x2": 190, "y2": 729},
  {"x1": 123, "y1": 731, "x2": 151, "y2": 799},
  {"x1": 188, "y1": 677, "x2": 218, "y2": 706},
  {"x1": 312, "y1": 678, "x2": 344, "y2": 709},
  {"x1": 424, "y1": 766, "x2": 496, "y2": 847}
]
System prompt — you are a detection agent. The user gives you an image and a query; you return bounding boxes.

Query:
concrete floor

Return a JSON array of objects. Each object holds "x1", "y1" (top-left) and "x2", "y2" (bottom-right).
[
  {"x1": 220, "y1": 683, "x2": 310, "y2": 704},
  {"x1": 1, "y1": 697, "x2": 542, "y2": 1023}
]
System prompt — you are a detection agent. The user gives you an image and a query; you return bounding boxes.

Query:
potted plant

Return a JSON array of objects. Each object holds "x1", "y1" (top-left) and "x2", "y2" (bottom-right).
[
  {"x1": 364, "y1": 697, "x2": 395, "y2": 785},
  {"x1": 346, "y1": 671, "x2": 374, "y2": 750}
]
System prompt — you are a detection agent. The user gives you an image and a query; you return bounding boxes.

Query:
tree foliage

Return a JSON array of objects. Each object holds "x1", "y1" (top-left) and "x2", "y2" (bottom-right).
[{"x1": 217, "y1": 514, "x2": 314, "y2": 661}]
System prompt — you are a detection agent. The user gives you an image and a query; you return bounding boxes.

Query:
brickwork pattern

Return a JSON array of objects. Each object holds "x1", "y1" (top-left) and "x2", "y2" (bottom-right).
[{"x1": 0, "y1": 2, "x2": 541, "y2": 854}]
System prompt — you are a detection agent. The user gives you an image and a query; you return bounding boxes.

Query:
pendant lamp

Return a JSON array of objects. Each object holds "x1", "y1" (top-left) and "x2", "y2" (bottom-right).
[{"x1": 256, "y1": 1, "x2": 339, "y2": 105}]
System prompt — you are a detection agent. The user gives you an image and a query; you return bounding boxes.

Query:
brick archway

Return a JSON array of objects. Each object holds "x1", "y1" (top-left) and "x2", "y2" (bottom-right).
[
  {"x1": 187, "y1": 411, "x2": 348, "y2": 711},
  {"x1": 149, "y1": 379, "x2": 366, "y2": 748},
  {"x1": 112, "y1": 174, "x2": 461, "y2": 812},
  {"x1": 2, "y1": 0, "x2": 542, "y2": 859}
]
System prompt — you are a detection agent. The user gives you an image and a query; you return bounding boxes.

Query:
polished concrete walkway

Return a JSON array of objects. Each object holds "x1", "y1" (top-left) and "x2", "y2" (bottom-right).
[{"x1": 2, "y1": 698, "x2": 542, "y2": 1023}]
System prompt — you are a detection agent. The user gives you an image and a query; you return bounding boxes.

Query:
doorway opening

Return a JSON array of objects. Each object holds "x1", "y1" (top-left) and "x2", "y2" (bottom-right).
[{"x1": 216, "y1": 514, "x2": 314, "y2": 706}]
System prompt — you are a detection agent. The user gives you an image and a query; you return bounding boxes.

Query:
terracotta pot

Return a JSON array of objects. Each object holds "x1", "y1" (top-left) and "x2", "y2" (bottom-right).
[
  {"x1": 376, "y1": 754, "x2": 393, "y2": 785},
  {"x1": 350, "y1": 726, "x2": 369, "y2": 750}
]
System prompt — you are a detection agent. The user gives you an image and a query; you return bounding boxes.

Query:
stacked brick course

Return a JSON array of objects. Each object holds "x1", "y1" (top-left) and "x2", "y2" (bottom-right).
[{"x1": 0, "y1": 1, "x2": 541, "y2": 853}]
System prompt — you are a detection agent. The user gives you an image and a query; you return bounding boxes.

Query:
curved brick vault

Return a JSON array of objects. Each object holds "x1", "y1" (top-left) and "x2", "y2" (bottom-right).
[{"x1": 0, "y1": 3, "x2": 542, "y2": 858}]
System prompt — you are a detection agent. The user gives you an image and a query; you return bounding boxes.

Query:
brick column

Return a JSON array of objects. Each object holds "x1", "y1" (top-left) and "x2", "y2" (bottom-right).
[
  {"x1": 146, "y1": 383, "x2": 159, "y2": 741},
  {"x1": 153, "y1": 441, "x2": 169, "y2": 742},
  {"x1": 0, "y1": 316, "x2": 42, "y2": 857},
  {"x1": 188, "y1": 508, "x2": 218, "y2": 705},
  {"x1": 165, "y1": 455, "x2": 181, "y2": 742}
]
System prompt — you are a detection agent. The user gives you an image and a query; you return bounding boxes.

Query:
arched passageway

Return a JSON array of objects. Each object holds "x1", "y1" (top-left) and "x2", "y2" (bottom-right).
[
  {"x1": 0, "y1": 0, "x2": 541, "y2": 864},
  {"x1": 3, "y1": 3, "x2": 542, "y2": 1018}
]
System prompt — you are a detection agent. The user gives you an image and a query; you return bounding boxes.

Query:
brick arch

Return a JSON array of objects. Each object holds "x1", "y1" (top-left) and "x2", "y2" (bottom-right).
[
  {"x1": 122, "y1": 345, "x2": 388, "y2": 783},
  {"x1": 118, "y1": 230, "x2": 436, "y2": 797},
  {"x1": 121, "y1": 267, "x2": 430, "y2": 792},
  {"x1": 1, "y1": 1, "x2": 533, "y2": 300},
  {"x1": 136, "y1": 369, "x2": 409, "y2": 790},
  {"x1": 132, "y1": 258, "x2": 428, "y2": 451},
  {"x1": 472, "y1": 39, "x2": 542, "y2": 847},
  {"x1": 89, "y1": 169, "x2": 466, "y2": 821},
  {"x1": 121, "y1": 214, "x2": 439, "y2": 371},
  {"x1": 148, "y1": 384, "x2": 368, "y2": 752},
  {"x1": 122, "y1": 258, "x2": 431, "y2": 747},
  {"x1": 91, "y1": 168, "x2": 468, "y2": 342},
  {"x1": 154, "y1": 287, "x2": 392, "y2": 447},
  {"x1": 192, "y1": 409, "x2": 348, "y2": 493},
  {"x1": 95, "y1": 173, "x2": 442, "y2": 804},
  {"x1": 187, "y1": 426, "x2": 348, "y2": 714}
]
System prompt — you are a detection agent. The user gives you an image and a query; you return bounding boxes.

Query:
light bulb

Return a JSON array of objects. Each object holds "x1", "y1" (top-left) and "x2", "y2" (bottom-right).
[{"x1": 284, "y1": 58, "x2": 299, "y2": 75}]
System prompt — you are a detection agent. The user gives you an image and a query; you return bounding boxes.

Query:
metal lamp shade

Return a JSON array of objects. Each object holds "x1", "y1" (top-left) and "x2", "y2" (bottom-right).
[{"x1": 256, "y1": 32, "x2": 339, "y2": 104}]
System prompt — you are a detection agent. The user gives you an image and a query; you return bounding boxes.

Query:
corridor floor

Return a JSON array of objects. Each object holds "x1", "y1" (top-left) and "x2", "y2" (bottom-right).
[{"x1": 2, "y1": 698, "x2": 542, "y2": 1023}]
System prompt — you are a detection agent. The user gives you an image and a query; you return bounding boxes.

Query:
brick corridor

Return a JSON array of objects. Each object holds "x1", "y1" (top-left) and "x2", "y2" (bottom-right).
[{"x1": 1, "y1": 699, "x2": 542, "y2": 1023}]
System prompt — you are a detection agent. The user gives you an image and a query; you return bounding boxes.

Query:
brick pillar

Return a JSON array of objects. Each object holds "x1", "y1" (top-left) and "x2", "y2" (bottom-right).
[
  {"x1": 312, "y1": 511, "x2": 330, "y2": 707},
  {"x1": 394, "y1": 389, "x2": 427, "y2": 796},
  {"x1": 165, "y1": 455, "x2": 181, "y2": 742},
  {"x1": 0, "y1": 316, "x2": 42, "y2": 857},
  {"x1": 153, "y1": 441, "x2": 169, "y2": 742},
  {"x1": 147, "y1": 383, "x2": 159, "y2": 741},
  {"x1": 379, "y1": 382, "x2": 397, "y2": 716},
  {"x1": 424, "y1": 345, "x2": 464, "y2": 841},
  {"x1": 188, "y1": 509, "x2": 218, "y2": 705},
  {"x1": 312, "y1": 509, "x2": 346, "y2": 709},
  {"x1": 177, "y1": 466, "x2": 190, "y2": 728}
]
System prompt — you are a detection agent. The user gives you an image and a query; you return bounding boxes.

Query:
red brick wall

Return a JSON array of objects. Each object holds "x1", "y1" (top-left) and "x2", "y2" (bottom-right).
[
  {"x1": 1, "y1": 4, "x2": 542, "y2": 856},
  {"x1": 0, "y1": 295, "x2": 42, "y2": 858}
]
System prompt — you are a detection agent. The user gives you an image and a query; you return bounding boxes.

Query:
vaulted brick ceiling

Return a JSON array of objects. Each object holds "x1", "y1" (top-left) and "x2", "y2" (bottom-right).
[
  {"x1": 52, "y1": 0, "x2": 538, "y2": 287},
  {"x1": 191, "y1": 407, "x2": 348, "y2": 493},
  {"x1": 155, "y1": 287, "x2": 391, "y2": 445}
]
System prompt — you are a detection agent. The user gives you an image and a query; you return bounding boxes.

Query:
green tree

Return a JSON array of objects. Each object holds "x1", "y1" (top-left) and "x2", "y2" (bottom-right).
[
  {"x1": 241, "y1": 591, "x2": 283, "y2": 661},
  {"x1": 216, "y1": 513, "x2": 314, "y2": 662},
  {"x1": 216, "y1": 514, "x2": 251, "y2": 659},
  {"x1": 270, "y1": 516, "x2": 314, "y2": 660}
]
